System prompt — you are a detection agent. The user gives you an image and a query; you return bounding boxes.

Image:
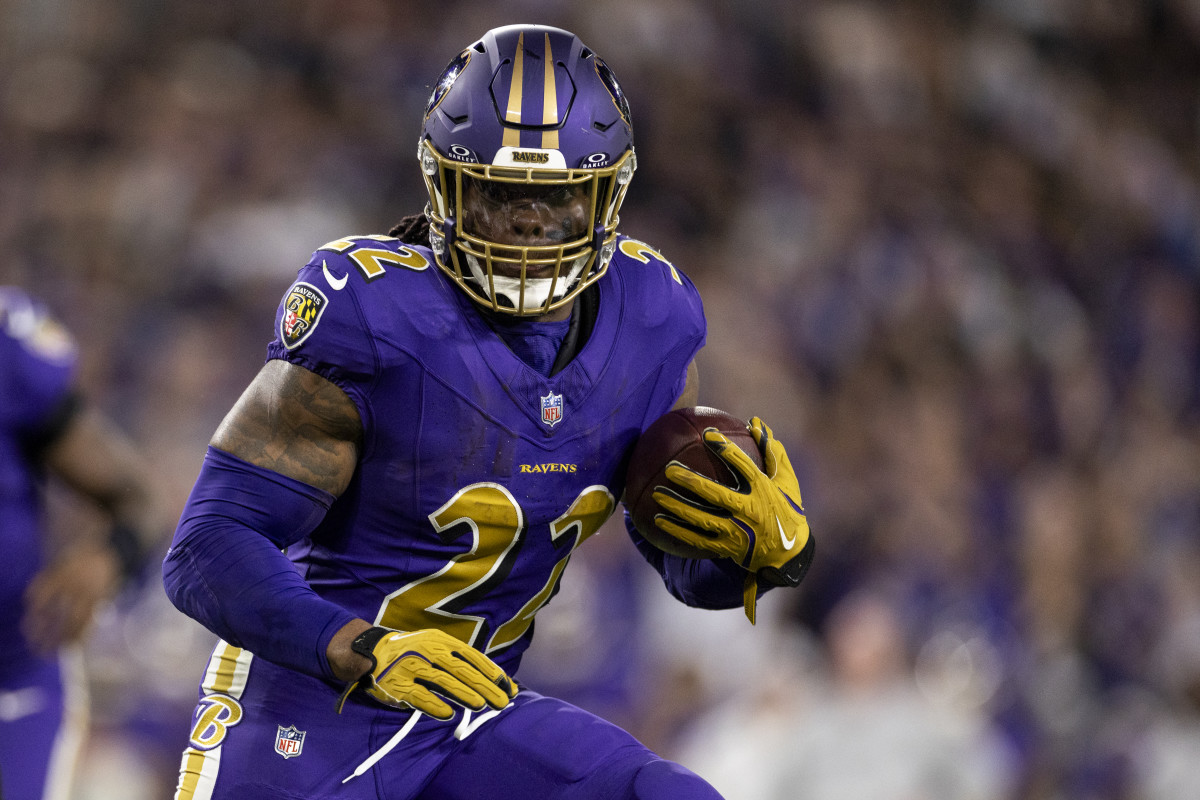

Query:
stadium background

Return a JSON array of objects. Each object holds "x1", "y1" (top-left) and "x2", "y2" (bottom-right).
[{"x1": 2, "y1": 0, "x2": 1199, "y2": 797}]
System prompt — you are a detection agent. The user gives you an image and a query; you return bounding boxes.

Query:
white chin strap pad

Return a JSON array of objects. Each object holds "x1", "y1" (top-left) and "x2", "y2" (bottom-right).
[{"x1": 465, "y1": 254, "x2": 591, "y2": 311}]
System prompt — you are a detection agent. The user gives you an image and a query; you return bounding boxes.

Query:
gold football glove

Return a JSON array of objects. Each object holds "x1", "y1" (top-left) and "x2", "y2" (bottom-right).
[
  {"x1": 336, "y1": 627, "x2": 517, "y2": 719},
  {"x1": 652, "y1": 417, "x2": 814, "y2": 623}
]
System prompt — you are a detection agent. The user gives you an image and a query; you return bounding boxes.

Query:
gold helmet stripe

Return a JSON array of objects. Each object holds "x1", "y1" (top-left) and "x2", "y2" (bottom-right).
[
  {"x1": 502, "y1": 32, "x2": 524, "y2": 147},
  {"x1": 541, "y1": 33, "x2": 559, "y2": 149}
]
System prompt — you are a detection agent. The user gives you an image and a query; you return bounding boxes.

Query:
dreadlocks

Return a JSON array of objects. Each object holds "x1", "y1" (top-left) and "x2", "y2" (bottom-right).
[{"x1": 388, "y1": 213, "x2": 430, "y2": 246}]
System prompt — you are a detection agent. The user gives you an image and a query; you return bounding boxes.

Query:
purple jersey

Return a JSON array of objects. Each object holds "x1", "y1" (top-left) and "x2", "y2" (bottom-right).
[
  {"x1": 167, "y1": 238, "x2": 731, "y2": 800},
  {"x1": 264, "y1": 234, "x2": 704, "y2": 675},
  {"x1": 0, "y1": 289, "x2": 85, "y2": 800},
  {"x1": 0, "y1": 288, "x2": 78, "y2": 677}
]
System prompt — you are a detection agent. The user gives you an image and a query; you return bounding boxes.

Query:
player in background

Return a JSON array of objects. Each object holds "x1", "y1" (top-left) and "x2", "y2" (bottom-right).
[
  {"x1": 0, "y1": 287, "x2": 156, "y2": 800},
  {"x1": 163, "y1": 24, "x2": 812, "y2": 799}
]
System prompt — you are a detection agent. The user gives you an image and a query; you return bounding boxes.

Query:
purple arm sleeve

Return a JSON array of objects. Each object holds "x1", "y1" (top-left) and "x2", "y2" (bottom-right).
[
  {"x1": 162, "y1": 447, "x2": 359, "y2": 682},
  {"x1": 622, "y1": 509, "x2": 760, "y2": 609}
]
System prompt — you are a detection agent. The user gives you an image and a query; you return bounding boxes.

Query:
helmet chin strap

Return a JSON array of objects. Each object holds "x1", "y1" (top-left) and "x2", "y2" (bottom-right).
[{"x1": 464, "y1": 253, "x2": 592, "y2": 313}]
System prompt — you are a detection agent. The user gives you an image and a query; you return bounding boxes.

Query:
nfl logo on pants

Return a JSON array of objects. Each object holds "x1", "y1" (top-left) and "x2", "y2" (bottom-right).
[{"x1": 275, "y1": 725, "x2": 305, "y2": 758}]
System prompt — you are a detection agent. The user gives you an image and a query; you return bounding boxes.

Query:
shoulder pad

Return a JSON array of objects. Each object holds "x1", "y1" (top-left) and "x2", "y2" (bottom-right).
[
  {"x1": 615, "y1": 238, "x2": 686, "y2": 287},
  {"x1": 0, "y1": 288, "x2": 76, "y2": 364},
  {"x1": 311, "y1": 235, "x2": 432, "y2": 286}
]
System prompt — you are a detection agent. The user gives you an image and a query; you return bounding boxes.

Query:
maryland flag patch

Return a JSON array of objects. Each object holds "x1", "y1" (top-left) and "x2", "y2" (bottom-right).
[{"x1": 280, "y1": 282, "x2": 328, "y2": 350}]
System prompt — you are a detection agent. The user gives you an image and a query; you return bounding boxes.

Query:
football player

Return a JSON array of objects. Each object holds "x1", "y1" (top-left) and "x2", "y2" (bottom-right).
[
  {"x1": 164, "y1": 24, "x2": 812, "y2": 799},
  {"x1": 0, "y1": 287, "x2": 154, "y2": 799}
]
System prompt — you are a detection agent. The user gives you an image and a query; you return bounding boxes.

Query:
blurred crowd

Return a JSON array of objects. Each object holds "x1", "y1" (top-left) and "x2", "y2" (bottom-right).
[{"x1": 3, "y1": 0, "x2": 1199, "y2": 798}]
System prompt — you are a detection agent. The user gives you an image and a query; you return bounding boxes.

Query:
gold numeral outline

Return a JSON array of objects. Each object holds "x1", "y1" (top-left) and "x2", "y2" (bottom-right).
[
  {"x1": 317, "y1": 236, "x2": 430, "y2": 282},
  {"x1": 376, "y1": 483, "x2": 616, "y2": 653}
]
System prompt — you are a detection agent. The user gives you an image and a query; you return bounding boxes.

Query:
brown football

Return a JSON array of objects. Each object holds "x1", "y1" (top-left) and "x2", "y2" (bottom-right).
[{"x1": 624, "y1": 406, "x2": 764, "y2": 558}]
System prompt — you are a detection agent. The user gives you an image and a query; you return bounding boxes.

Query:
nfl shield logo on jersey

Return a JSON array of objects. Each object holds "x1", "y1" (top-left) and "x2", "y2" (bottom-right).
[
  {"x1": 541, "y1": 392, "x2": 564, "y2": 427},
  {"x1": 275, "y1": 725, "x2": 305, "y2": 759}
]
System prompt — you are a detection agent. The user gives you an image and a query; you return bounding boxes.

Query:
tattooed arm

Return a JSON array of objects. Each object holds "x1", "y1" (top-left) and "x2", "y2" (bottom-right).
[
  {"x1": 216, "y1": 362, "x2": 376, "y2": 679},
  {"x1": 163, "y1": 360, "x2": 374, "y2": 681},
  {"x1": 211, "y1": 359, "x2": 363, "y2": 495}
]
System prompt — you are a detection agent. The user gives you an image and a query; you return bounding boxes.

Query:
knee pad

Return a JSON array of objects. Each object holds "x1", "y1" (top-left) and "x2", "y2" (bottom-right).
[{"x1": 631, "y1": 758, "x2": 725, "y2": 800}]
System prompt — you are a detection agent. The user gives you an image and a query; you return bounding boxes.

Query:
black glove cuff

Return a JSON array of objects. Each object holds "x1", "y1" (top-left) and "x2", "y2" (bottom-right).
[
  {"x1": 336, "y1": 626, "x2": 396, "y2": 714},
  {"x1": 349, "y1": 625, "x2": 393, "y2": 663},
  {"x1": 759, "y1": 534, "x2": 815, "y2": 588}
]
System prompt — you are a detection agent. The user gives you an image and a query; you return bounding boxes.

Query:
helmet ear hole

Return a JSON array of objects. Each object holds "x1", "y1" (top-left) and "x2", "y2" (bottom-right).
[{"x1": 420, "y1": 145, "x2": 437, "y2": 176}]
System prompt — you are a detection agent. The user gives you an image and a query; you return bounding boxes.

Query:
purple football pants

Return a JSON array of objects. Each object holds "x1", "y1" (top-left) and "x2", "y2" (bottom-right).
[
  {"x1": 175, "y1": 641, "x2": 724, "y2": 800},
  {"x1": 0, "y1": 650, "x2": 83, "y2": 800}
]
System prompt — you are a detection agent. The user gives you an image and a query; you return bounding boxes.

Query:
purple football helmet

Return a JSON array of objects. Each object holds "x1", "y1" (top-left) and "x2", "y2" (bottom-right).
[{"x1": 419, "y1": 25, "x2": 637, "y2": 316}]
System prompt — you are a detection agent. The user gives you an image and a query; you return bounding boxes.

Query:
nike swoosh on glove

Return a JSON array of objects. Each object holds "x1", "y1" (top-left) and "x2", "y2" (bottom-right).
[
  {"x1": 336, "y1": 627, "x2": 517, "y2": 719},
  {"x1": 652, "y1": 416, "x2": 814, "y2": 623}
]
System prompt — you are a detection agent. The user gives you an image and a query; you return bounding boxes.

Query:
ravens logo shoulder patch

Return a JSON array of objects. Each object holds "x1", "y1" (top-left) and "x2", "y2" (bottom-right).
[{"x1": 280, "y1": 281, "x2": 328, "y2": 350}]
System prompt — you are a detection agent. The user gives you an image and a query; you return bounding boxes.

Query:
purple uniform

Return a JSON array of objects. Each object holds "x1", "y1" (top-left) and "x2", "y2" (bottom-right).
[
  {"x1": 0, "y1": 288, "x2": 85, "y2": 800},
  {"x1": 273, "y1": 233, "x2": 700, "y2": 671},
  {"x1": 172, "y1": 236, "x2": 732, "y2": 799}
]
